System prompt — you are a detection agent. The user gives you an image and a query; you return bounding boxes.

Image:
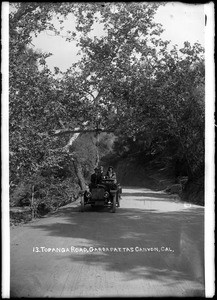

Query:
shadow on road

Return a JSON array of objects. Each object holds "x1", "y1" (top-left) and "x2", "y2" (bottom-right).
[{"x1": 29, "y1": 187, "x2": 204, "y2": 296}]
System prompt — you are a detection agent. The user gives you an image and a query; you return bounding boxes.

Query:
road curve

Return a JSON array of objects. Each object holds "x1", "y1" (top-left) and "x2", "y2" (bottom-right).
[{"x1": 10, "y1": 187, "x2": 204, "y2": 297}]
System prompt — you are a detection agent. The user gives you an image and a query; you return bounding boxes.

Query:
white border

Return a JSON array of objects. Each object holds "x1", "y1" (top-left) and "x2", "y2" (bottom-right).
[
  {"x1": 2, "y1": 1, "x2": 10, "y2": 298},
  {"x1": 2, "y1": 2, "x2": 215, "y2": 298},
  {"x1": 204, "y1": 2, "x2": 215, "y2": 298}
]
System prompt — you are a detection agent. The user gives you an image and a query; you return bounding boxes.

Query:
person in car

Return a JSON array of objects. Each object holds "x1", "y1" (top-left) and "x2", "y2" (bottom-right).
[
  {"x1": 85, "y1": 167, "x2": 100, "y2": 201},
  {"x1": 98, "y1": 166, "x2": 105, "y2": 183},
  {"x1": 106, "y1": 166, "x2": 122, "y2": 199},
  {"x1": 106, "y1": 166, "x2": 117, "y2": 183},
  {"x1": 89, "y1": 167, "x2": 99, "y2": 189}
]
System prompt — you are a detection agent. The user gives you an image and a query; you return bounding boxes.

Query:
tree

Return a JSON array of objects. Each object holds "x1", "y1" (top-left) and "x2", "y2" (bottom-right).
[
  {"x1": 56, "y1": 2, "x2": 167, "y2": 133},
  {"x1": 9, "y1": 3, "x2": 82, "y2": 206},
  {"x1": 111, "y1": 42, "x2": 205, "y2": 178},
  {"x1": 9, "y1": 2, "x2": 205, "y2": 207}
]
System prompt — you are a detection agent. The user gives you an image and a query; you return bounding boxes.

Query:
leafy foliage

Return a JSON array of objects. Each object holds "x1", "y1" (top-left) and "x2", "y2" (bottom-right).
[
  {"x1": 9, "y1": 3, "x2": 86, "y2": 210},
  {"x1": 112, "y1": 44, "x2": 205, "y2": 179},
  {"x1": 62, "y1": 3, "x2": 205, "y2": 179},
  {"x1": 9, "y1": 2, "x2": 205, "y2": 213}
]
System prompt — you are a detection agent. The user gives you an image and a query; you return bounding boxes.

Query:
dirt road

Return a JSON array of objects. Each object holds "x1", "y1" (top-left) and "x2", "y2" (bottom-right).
[{"x1": 10, "y1": 187, "x2": 204, "y2": 297}]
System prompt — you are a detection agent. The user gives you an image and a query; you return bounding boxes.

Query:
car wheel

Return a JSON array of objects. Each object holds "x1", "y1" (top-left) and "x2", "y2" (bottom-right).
[
  {"x1": 112, "y1": 195, "x2": 116, "y2": 213},
  {"x1": 80, "y1": 195, "x2": 85, "y2": 212},
  {"x1": 116, "y1": 193, "x2": 120, "y2": 207}
]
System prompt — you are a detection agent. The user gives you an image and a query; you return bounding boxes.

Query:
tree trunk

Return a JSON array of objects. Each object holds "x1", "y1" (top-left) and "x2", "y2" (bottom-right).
[
  {"x1": 72, "y1": 160, "x2": 86, "y2": 190},
  {"x1": 95, "y1": 133, "x2": 100, "y2": 167},
  {"x1": 31, "y1": 185, "x2": 35, "y2": 219}
]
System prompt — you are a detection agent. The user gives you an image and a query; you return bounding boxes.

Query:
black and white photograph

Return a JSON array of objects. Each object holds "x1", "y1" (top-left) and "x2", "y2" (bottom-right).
[{"x1": 2, "y1": 1, "x2": 215, "y2": 298}]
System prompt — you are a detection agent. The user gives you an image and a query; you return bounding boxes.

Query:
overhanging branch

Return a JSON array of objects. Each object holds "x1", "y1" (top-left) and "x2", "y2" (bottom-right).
[{"x1": 51, "y1": 128, "x2": 114, "y2": 136}]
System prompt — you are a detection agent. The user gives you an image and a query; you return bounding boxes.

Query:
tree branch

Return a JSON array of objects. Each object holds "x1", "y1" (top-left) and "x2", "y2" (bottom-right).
[
  {"x1": 10, "y1": 3, "x2": 39, "y2": 28},
  {"x1": 51, "y1": 128, "x2": 113, "y2": 136}
]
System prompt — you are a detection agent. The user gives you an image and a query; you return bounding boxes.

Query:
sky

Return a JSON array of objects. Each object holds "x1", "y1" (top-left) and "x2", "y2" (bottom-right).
[{"x1": 31, "y1": 2, "x2": 205, "y2": 73}]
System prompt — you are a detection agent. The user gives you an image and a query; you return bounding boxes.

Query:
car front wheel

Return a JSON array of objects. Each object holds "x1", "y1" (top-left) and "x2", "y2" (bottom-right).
[
  {"x1": 80, "y1": 195, "x2": 85, "y2": 212},
  {"x1": 111, "y1": 195, "x2": 116, "y2": 213}
]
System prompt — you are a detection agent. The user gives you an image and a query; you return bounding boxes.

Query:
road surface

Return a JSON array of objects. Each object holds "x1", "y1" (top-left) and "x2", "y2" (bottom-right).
[{"x1": 10, "y1": 187, "x2": 204, "y2": 297}]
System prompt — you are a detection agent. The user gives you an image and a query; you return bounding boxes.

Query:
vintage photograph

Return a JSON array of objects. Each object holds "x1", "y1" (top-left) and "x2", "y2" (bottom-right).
[{"x1": 2, "y1": 1, "x2": 214, "y2": 298}]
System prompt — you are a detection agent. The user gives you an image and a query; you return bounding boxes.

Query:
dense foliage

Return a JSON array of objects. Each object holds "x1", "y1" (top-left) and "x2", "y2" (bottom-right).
[
  {"x1": 112, "y1": 43, "x2": 205, "y2": 179},
  {"x1": 9, "y1": 2, "x2": 205, "y2": 212}
]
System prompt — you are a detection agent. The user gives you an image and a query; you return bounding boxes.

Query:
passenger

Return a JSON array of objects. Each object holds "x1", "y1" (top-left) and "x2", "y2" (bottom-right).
[
  {"x1": 106, "y1": 166, "x2": 117, "y2": 183},
  {"x1": 106, "y1": 166, "x2": 122, "y2": 198}
]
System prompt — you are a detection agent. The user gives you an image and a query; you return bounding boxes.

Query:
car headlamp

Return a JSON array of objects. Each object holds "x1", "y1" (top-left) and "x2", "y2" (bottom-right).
[
  {"x1": 104, "y1": 191, "x2": 109, "y2": 198},
  {"x1": 86, "y1": 192, "x2": 91, "y2": 198}
]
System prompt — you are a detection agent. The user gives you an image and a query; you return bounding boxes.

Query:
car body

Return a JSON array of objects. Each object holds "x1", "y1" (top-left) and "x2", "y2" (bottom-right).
[{"x1": 80, "y1": 179, "x2": 121, "y2": 213}]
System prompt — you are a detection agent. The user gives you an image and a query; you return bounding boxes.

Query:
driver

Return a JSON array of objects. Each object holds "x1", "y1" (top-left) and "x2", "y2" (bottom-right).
[
  {"x1": 98, "y1": 166, "x2": 105, "y2": 182},
  {"x1": 86, "y1": 167, "x2": 100, "y2": 201},
  {"x1": 89, "y1": 167, "x2": 99, "y2": 190}
]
